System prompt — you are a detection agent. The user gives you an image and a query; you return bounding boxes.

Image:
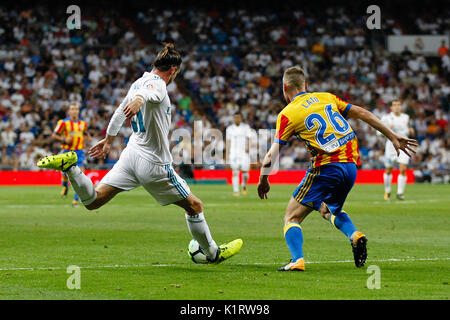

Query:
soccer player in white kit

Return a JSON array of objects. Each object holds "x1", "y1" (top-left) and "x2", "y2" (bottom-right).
[
  {"x1": 226, "y1": 113, "x2": 252, "y2": 196},
  {"x1": 37, "y1": 44, "x2": 242, "y2": 264},
  {"x1": 381, "y1": 100, "x2": 415, "y2": 200}
]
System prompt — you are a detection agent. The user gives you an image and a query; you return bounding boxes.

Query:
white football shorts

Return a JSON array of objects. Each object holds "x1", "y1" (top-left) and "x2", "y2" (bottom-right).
[
  {"x1": 384, "y1": 149, "x2": 409, "y2": 168},
  {"x1": 100, "y1": 146, "x2": 191, "y2": 205},
  {"x1": 229, "y1": 154, "x2": 250, "y2": 171}
]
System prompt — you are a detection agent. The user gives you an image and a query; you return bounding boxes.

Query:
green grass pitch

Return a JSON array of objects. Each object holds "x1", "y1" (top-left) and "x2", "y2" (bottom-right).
[{"x1": 0, "y1": 183, "x2": 448, "y2": 300}]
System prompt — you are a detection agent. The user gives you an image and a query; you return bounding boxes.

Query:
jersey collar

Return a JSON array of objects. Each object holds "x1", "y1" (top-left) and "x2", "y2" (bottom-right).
[
  {"x1": 292, "y1": 91, "x2": 308, "y2": 101},
  {"x1": 144, "y1": 71, "x2": 162, "y2": 80}
]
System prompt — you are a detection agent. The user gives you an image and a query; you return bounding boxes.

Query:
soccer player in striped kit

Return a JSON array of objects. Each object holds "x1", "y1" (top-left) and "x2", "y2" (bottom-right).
[
  {"x1": 52, "y1": 103, "x2": 92, "y2": 207},
  {"x1": 258, "y1": 67, "x2": 418, "y2": 271}
]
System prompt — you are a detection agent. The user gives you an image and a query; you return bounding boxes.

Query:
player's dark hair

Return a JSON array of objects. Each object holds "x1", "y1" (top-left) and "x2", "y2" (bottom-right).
[{"x1": 153, "y1": 43, "x2": 182, "y2": 71}]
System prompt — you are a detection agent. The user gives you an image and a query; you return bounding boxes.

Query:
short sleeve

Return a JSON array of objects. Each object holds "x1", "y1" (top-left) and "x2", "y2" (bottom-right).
[
  {"x1": 274, "y1": 113, "x2": 294, "y2": 145},
  {"x1": 332, "y1": 94, "x2": 352, "y2": 118}
]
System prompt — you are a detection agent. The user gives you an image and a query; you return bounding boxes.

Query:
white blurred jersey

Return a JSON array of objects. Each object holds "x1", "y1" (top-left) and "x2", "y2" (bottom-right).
[
  {"x1": 226, "y1": 123, "x2": 252, "y2": 159},
  {"x1": 107, "y1": 72, "x2": 172, "y2": 165},
  {"x1": 381, "y1": 112, "x2": 410, "y2": 155}
]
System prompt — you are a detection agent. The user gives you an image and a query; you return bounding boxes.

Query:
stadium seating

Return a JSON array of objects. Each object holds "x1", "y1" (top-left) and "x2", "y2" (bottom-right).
[{"x1": 0, "y1": 3, "x2": 448, "y2": 181}]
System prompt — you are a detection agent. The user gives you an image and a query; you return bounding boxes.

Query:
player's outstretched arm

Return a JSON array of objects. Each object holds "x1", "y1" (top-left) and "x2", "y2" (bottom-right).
[{"x1": 347, "y1": 105, "x2": 418, "y2": 157}]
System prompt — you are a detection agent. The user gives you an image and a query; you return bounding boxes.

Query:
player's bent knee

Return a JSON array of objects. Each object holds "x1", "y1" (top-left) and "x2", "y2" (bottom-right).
[
  {"x1": 284, "y1": 208, "x2": 303, "y2": 224},
  {"x1": 284, "y1": 199, "x2": 313, "y2": 224},
  {"x1": 284, "y1": 214, "x2": 296, "y2": 225},
  {"x1": 319, "y1": 203, "x2": 331, "y2": 220}
]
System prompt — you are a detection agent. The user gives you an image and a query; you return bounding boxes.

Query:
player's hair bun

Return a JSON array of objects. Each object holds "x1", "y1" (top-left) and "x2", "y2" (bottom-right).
[
  {"x1": 153, "y1": 42, "x2": 182, "y2": 71},
  {"x1": 163, "y1": 42, "x2": 175, "y2": 51}
]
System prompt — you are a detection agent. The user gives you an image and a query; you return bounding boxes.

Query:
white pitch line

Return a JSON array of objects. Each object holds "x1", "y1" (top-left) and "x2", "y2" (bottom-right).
[
  {"x1": 2, "y1": 199, "x2": 447, "y2": 209},
  {"x1": 0, "y1": 257, "x2": 448, "y2": 271},
  {"x1": 369, "y1": 199, "x2": 442, "y2": 205}
]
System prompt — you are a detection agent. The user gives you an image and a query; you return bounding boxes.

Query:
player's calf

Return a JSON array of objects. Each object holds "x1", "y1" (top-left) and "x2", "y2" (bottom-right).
[
  {"x1": 176, "y1": 194, "x2": 203, "y2": 215},
  {"x1": 279, "y1": 200, "x2": 314, "y2": 271},
  {"x1": 397, "y1": 167, "x2": 407, "y2": 199},
  {"x1": 242, "y1": 172, "x2": 249, "y2": 195},
  {"x1": 84, "y1": 184, "x2": 122, "y2": 210},
  {"x1": 61, "y1": 175, "x2": 69, "y2": 198},
  {"x1": 383, "y1": 170, "x2": 393, "y2": 199},
  {"x1": 177, "y1": 194, "x2": 243, "y2": 264},
  {"x1": 176, "y1": 194, "x2": 218, "y2": 258},
  {"x1": 232, "y1": 170, "x2": 240, "y2": 196},
  {"x1": 321, "y1": 204, "x2": 368, "y2": 267},
  {"x1": 284, "y1": 198, "x2": 313, "y2": 225}
]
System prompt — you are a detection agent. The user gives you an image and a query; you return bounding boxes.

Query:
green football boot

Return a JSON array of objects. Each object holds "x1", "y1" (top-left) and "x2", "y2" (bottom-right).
[
  {"x1": 37, "y1": 151, "x2": 77, "y2": 172},
  {"x1": 209, "y1": 238, "x2": 243, "y2": 264}
]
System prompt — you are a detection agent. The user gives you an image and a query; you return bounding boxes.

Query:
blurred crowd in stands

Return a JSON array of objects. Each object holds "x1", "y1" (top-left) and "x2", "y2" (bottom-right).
[{"x1": 0, "y1": 3, "x2": 449, "y2": 182}]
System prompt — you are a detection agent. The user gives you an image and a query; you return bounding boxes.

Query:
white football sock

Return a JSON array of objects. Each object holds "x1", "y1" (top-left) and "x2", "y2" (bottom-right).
[
  {"x1": 65, "y1": 166, "x2": 97, "y2": 205},
  {"x1": 242, "y1": 172, "x2": 249, "y2": 189},
  {"x1": 232, "y1": 170, "x2": 240, "y2": 193},
  {"x1": 397, "y1": 174, "x2": 407, "y2": 195},
  {"x1": 185, "y1": 213, "x2": 218, "y2": 259},
  {"x1": 383, "y1": 173, "x2": 392, "y2": 194}
]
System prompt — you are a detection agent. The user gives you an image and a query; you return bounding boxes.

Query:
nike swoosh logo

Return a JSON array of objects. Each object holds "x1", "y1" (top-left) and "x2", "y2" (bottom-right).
[{"x1": 60, "y1": 159, "x2": 65, "y2": 169}]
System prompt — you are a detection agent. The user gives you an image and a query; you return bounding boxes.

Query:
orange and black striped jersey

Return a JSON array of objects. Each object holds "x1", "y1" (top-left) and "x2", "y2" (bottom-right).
[
  {"x1": 275, "y1": 92, "x2": 361, "y2": 168},
  {"x1": 53, "y1": 118, "x2": 88, "y2": 150}
]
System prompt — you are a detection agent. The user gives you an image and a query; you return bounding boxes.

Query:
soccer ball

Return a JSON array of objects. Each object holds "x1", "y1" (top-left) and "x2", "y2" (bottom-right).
[{"x1": 187, "y1": 239, "x2": 209, "y2": 264}]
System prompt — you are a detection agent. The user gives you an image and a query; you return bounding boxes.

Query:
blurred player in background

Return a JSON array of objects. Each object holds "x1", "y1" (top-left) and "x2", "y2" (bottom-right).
[
  {"x1": 226, "y1": 113, "x2": 253, "y2": 196},
  {"x1": 257, "y1": 67, "x2": 417, "y2": 272},
  {"x1": 38, "y1": 44, "x2": 242, "y2": 264},
  {"x1": 381, "y1": 100, "x2": 415, "y2": 200},
  {"x1": 52, "y1": 103, "x2": 92, "y2": 207}
]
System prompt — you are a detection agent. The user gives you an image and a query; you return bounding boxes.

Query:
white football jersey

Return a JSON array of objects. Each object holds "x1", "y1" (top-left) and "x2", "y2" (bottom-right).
[
  {"x1": 381, "y1": 112, "x2": 410, "y2": 154},
  {"x1": 226, "y1": 123, "x2": 252, "y2": 158},
  {"x1": 110, "y1": 71, "x2": 172, "y2": 165}
]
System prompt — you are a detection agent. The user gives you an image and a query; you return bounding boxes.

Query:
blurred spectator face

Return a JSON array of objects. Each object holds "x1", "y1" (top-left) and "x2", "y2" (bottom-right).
[
  {"x1": 68, "y1": 104, "x2": 80, "y2": 120},
  {"x1": 233, "y1": 113, "x2": 242, "y2": 126},
  {"x1": 390, "y1": 100, "x2": 402, "y2": 114}
]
